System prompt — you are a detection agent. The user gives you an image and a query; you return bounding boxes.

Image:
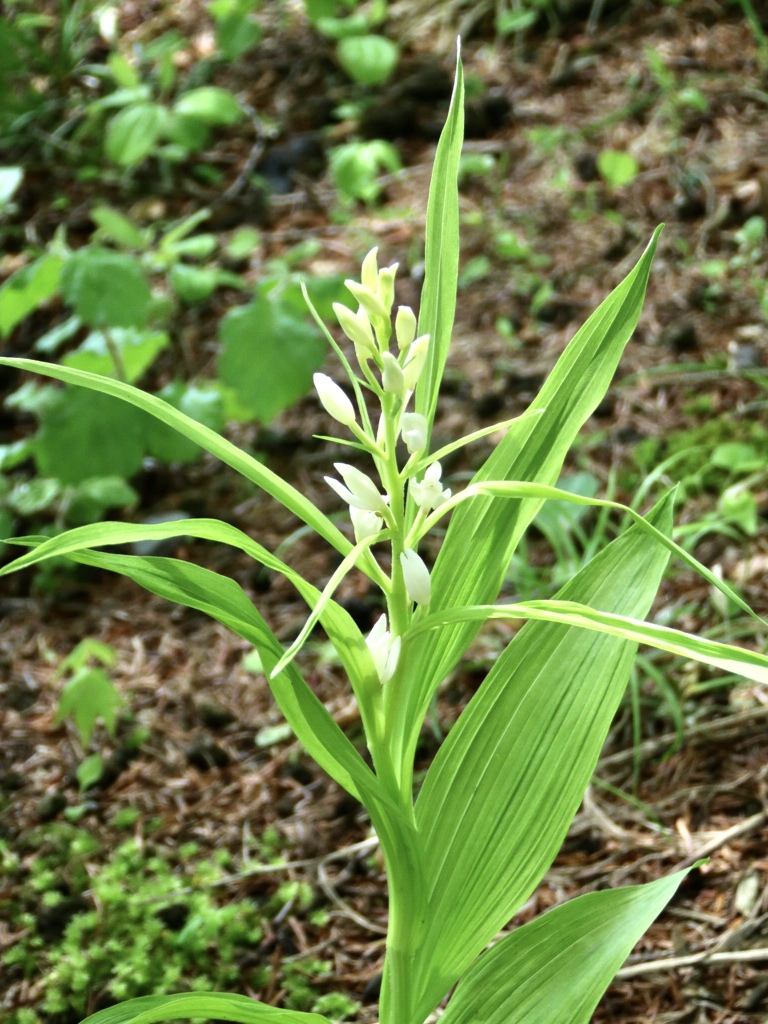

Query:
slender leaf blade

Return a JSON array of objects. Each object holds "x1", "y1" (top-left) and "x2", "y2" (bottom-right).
[
  {"x1": 70, "y1": 547, "x2": 374, "y2": 803},
  {"x1": 0, "y1": 358, "x2": 351, "y2": 559},
  {"x1": 1, "y1": 518, "x2": 383, "y2": 739},
  {"x1": 413, "y1": 598, "x2": 768, "y2": 685},
  {"x1": 392, "y1": 228, "x2": 664, "y2": 766},
  {"x1": 414, "y1": 46, "x2": 464, "y2": 440},
  {"x1": 440, "y1": 871, "x2": 688, "y2": 1024},
  {"x1": 411, "y1": 493, "x2": 674, "y2": 1019},
  {"x1": 81, "y1": 992, "x2": 327, "y2": 1024}
]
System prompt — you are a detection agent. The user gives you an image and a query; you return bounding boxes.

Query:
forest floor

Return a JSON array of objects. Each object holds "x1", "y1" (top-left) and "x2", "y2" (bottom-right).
[{"x1": 2, "y1": 1, "x2": 768, "y2": 1022}]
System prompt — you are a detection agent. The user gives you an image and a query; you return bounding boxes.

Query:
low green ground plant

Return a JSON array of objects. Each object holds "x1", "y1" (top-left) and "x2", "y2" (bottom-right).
[
  {"x1": 3, "y1": 48, "x2": 768, "y2": 1024},
  {"x1": 0, "y1": 217, "x2": 358, "y2": 544},
  {"x1": 3, "y1": 834, "x2": 266, "y2": 1021}
]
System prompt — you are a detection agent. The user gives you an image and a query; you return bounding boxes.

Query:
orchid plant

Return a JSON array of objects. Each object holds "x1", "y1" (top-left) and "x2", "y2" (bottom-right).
[{"x1": 3, "y1": 49, "x2": 768, "y2": 1024}]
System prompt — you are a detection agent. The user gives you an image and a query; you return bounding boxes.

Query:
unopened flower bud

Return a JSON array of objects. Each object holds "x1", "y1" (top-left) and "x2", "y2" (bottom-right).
[
  {"x1": 410, "y1": 461, "x2": 451, "y2": 513},
  {"x1": 366, "y1": 614, "x2": 401, "y2": 684},
  {"x1": 326, "y1": 462, "x2": 390, "y2": 515},
  {"x1": 333, "y1": 303, "x2": 376, "y2": 358},
  {"x1": 381, "y1": 351, "x2": 405, "y2": 396},
  {"x1": 400, "y1": 549, "x2": 431, "y2": 606},
  {"x1": 402, "y1": 334, "x2": 430, "y2": 390},
  {"x1": 395, "y1": 306, "x2": 417, "y2": 350},
  {"x1": 361, "y1": 247, "x2": 379, "y2": 293},
  {"x1": 378, "y1": 263, "x2": 398, "y2": 313},
  {"x1": 400, "y1": 412, "x2": 428, "y2": 455},
  {"x1": 313, "y1": 373, "x2": 356, "y2": 427},
  {"x1": 345, "y1": 280, "x2": 390, "y2": 320},
  {"x1": 350, "y1": 506, "x2": 384, "y2": 543}
]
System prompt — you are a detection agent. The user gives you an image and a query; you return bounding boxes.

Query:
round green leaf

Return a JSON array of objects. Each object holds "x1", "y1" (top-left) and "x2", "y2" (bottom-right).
[
  {"x1": 173, "y1": 87, "x2": 243, "y2": 126},
  {"x1": 336, "y1": 34, "x2": 399, "y2": 86},
  {"x1": 597, "y1": 149, "x2": 639, "y2": 188}
]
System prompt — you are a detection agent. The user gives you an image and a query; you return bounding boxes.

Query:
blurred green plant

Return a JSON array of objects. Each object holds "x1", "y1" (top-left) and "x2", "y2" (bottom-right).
[
  {"x1": 306, "y1": 0, "x2": 399, "y2": 86},
  {"x1": 330, "y1": 138, "x2": 402, "y2": 204},
  {"x1": 0, "y1": 216, "x2": 351, "y2": 537}
]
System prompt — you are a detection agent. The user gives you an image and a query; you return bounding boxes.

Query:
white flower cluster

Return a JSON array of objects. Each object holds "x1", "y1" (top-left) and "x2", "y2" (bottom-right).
[{"x1": 312, "y1": 247, "x2": 453, "y2": 683}]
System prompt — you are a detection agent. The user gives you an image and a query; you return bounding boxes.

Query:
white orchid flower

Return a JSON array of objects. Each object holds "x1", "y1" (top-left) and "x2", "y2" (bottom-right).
[
  {"x1": 365, "y1": 613, "x2": 401, "y2": 684},
  {"x1": 382, "y1": 351, "x2": 405, "y2": 396},
  {"x1": 410, "y1": 461, "x2": 451, "y2": 514},
  {"x1": 333, "y1": 303, "x2": 377, "y2": 359},
  {"x1": 400, "y1": 412, "x2": 428, "y2": 455},
  {"x1": 350, "y1": 506, "x2": 384, "y2": 544},
  {"x1": 325, "y1": 462, "x2": 390, "y2": 515},
  {"x1": 402, "y1": 334, "x2": 430, "y2": 390}
]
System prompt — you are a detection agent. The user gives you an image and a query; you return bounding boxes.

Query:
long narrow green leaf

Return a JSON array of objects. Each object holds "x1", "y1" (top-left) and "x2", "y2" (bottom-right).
[
  {"x1": 68, "y1": 546, "x2": 428, "y2": 983},
  {"x1": 410, "y1": 493, "x2": 674, "y2": 1020},
  {"x1": 0, "y1": 357, "x2": 357, "y2": 563},
  {"x1": 414, "y1": 44, "x2": 463, "y2": 442},
  {"x1": 412, "y1": 599, "x2": 768, "y2": 684},
  {"x1": 81, "y1": 992, "x2": 328, "y2": 1024},
  {"x1": 388, "y1": 227, "x2": 664, "y2": 774},
  {"x1": 69, "y1": 548, "x2": 375, "y2": 803},
  {"x1": 439, "y1": 870, "x2": 688, "y2": 1024},
  {"x1": 0, "y1": 518, "x2": 382, "y2": 735}
]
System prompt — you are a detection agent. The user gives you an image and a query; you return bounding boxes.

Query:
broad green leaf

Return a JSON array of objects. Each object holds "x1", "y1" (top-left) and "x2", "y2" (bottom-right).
[
  {"x1": 414, "y1": 47, "x2": 463, "y2": 443},
  {"x1": 218, "y1": 294, "x2": 326, "y2": 423},
  {"x1": 67, "y1": 476, "x2": 139, "y2": 525},
  {"x1": 105, "y1": 102, "x2": 168, "y2": 166},
  {"x1": 52, "y1": 545, "x2": 426, "y2": 926},
  {"x1": 62, "y1": 328, "x2": 169, "y2": 383},
  {"x1": 170, "y1": 263, "x2": 223, "y2": 303},
  {"x1": 410, "y1": 493, "x2": 674, "y2": 1020},
  {"x1": 0, "y1": 358, "x2": 358, "y2": 565},
  {"x1": 60, "y1": 247, "x2": 152, "y2": 329},
  {"x1": 81, "y1": 992, "x2": 329, "y2": 1024},
  {"x1": 76, "y1": 752, "x2": 104, "y2": 790},
  {"x1": 413, "y1": 599, "x2": 768, "y2": 686},
  {"x1": 441, "y1": 871, "x2": 688, "y2": 1024},
  {"x1": 7, "y1": 477, "x2": 60, "y2": 515},
  {"x1": 173, "y1": 86, "x2": 243, "y2": 125},
  {"x1": 391, "y1": 226, "x2": 664, "y2": 773},
  {"x1": 34, "y1": 388, "x2": 149, "y2": 483},
  {"x1": 336, "y1": 34, "x2": 399, "y2": 86},
  {"x1": 145, "y1": 380, "x2": 225, "y2": 464},
  {"x1": 55, "y1": 667, "x2": 124, "y2": 745},
  {"x1": 0, "y1": 254, "x2": 63, "y2": 337}
]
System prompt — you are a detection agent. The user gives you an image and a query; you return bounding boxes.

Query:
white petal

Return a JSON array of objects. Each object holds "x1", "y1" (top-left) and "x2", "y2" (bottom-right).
[
  {"x1": 395, "y1": 306, "x2": 417, "y2": 350},
  {"x1": 350, "y1": 506, "x2": 383, "y2": 543},
  {"x1": 335, "y1": 463, "x2": 389, "y2": 514},
  {"x1": 314, "y1": 373, "x2": 356, "y2": 426},
  {"x1": 400, "y1": 549, "x2": 432, "y2": 606},
  {"x1": 401, "y1": 412, "x2": 427, "y2": 455}
]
